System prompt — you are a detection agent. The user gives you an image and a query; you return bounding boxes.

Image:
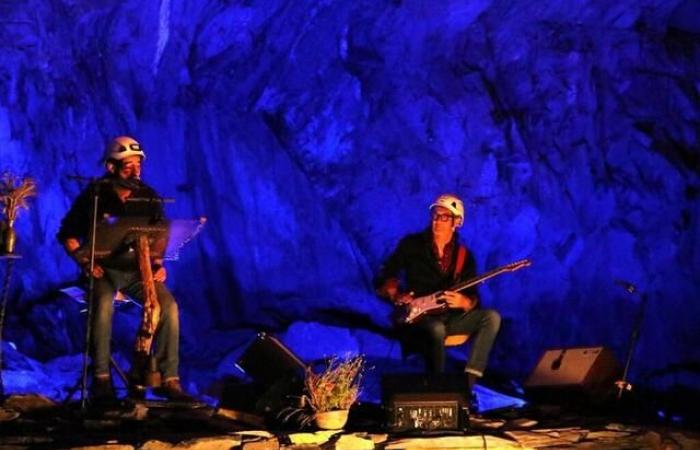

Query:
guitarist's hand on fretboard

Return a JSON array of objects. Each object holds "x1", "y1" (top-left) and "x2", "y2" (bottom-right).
[
  {"x1": 442, "y1": 291, "x2": 477, "y2": 312},
  {"x1": 394, "y1": 258, "x2": 529, "y2": 324}
]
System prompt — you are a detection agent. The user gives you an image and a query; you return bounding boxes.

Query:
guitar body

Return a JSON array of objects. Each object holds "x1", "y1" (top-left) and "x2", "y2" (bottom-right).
[
  {"x1": 392, "y1": 258, "x2": 531, "y2": 325},
  {"x1": 392, "y1": 293, "x2": 449, "y2": 325}
]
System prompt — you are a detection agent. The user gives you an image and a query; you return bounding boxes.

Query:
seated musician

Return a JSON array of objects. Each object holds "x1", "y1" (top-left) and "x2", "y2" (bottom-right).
[
  {"x1": 57, "y1": 136, "x2": 192, "y2": 402},
  {"x1": 374, "y1": 193, "x2": 501, "y2": 399}
]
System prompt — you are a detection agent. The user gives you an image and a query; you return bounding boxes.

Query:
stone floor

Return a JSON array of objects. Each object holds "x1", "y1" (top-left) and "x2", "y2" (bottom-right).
[{"x1": 0, "y1": 394, "x2": 698, "y2": 449}]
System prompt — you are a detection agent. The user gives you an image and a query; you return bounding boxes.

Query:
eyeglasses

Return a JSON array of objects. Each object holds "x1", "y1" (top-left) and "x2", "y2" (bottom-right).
[{"x1": 431, "y1": 212, "x2": 455, "y2": 222}]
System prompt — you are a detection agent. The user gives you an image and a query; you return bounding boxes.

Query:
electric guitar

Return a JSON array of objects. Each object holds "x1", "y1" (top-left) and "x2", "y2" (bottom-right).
[{"x1": 394, "y1": 258, "x2": 532, "y2": 324}]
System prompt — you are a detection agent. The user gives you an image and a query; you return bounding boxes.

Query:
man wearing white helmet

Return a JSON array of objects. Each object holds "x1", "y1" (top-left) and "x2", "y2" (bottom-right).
[
  {"x1": 57, "y1": 136, "x2": 191, "y2": 403},
  {"x1": 375, "y1": 193, "x2": 501, "y2": 399}
]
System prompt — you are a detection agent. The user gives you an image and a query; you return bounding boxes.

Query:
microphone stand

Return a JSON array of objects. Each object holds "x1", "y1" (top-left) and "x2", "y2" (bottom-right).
[
  {"x1": 616, "y1": 282, "x2": 649, "y2": 400},
  {"x1": 65, "y1": 174, "x2": 109, "y2": 410},
  {"x1": 80, "y1": 182, "x2": 101, "y2": 411}
]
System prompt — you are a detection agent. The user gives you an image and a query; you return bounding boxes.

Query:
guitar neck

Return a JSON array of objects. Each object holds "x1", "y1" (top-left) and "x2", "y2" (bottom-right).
[{"x1": 449, "y1": 266, "x2": 512, "y2": 293}]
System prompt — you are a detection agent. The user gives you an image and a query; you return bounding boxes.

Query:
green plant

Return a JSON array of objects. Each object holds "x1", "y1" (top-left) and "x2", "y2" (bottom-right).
[{"x1": 305, "y1": 355, "x2": 365, "y2": 412}]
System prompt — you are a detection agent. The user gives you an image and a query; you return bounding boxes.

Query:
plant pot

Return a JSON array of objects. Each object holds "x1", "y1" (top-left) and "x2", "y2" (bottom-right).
[{"x1": 315, "y1": 409, "x2": 350, "y2": 430}]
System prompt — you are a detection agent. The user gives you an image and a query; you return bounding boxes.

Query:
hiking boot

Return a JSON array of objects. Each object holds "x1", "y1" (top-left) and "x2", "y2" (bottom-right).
[
  {"x1": 154, "y1": 378, "x2": 194, "y2": 402},
  {"x1": 90, "y1": 375, "x2": 116, "y2": 403},
  {"x1": 127, "y1": 383, "x2": 147, "y2": 400}
]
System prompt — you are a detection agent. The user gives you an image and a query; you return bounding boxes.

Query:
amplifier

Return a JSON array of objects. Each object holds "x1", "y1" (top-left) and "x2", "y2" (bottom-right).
[
  {"x1": 382, "y1": 374, "x2": 470, "y2": 431},
  {"x1": 387, "y1": 392, "x2": 468, "y2": 432}
]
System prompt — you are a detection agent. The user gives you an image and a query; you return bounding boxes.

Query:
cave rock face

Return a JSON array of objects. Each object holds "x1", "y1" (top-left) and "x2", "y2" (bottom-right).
[{"x1": 0, "y1": 1, "x2": 698, "y2": 385}]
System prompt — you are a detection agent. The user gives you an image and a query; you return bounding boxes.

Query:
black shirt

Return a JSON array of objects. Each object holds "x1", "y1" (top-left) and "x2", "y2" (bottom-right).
[{"x1": 374, "y1": 229, "x2": 479, "y2": 299}]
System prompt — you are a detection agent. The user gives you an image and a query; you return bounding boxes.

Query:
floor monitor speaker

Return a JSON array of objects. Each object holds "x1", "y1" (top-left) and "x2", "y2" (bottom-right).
[{"x1": 524, "y1": 346, "x2": 621, "y2": 401}]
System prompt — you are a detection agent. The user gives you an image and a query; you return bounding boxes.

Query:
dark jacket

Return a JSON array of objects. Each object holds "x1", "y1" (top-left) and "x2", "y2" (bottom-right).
[
  {"x1": 374, "y1": 229, "x2": 479, "y2": 299},
  {"x1": 57, "y1": 175, "x2": 164, "y2": 269}
]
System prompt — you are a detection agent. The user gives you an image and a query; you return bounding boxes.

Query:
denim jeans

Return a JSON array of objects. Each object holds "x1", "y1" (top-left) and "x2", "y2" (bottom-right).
[
  {"x1": 404, "y1": 308, "x2": 501, "y2": 377},
  {"x1": 91, "y1": 267, "x2": 180, "y2": 380}
]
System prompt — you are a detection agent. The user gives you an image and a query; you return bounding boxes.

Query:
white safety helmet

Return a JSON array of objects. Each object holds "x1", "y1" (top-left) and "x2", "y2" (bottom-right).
[
  {"x1": 429, "y1": 194, "x2": 465, "y2": 227},
  {"x1": 103, "y1": 136, "x2": 146, "y2": 167}
]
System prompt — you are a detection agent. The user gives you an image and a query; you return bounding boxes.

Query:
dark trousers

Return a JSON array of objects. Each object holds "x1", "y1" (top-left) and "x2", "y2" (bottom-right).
[
  {"x1": 400, "y1": 308, "x2": 501, "y2": 376},
  {"x1": 91, "y1": 267, "x2": 180, "y2": 380}
]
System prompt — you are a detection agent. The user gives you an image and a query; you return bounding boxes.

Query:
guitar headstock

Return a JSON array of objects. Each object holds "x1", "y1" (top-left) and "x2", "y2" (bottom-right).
[{"x1": 504, "y1": 258, "x2": 532, "y2": 272}]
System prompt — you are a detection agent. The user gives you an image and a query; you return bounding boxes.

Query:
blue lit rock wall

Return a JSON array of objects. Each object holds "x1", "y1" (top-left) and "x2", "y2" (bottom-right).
[{"x1": 1, "y1": 1, "x2": 699, "y2": 388}]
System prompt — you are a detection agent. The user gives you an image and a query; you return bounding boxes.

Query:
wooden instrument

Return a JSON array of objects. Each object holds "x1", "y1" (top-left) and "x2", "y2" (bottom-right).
[
  {"x1": 394, "y1": 258, "x2": 532, "y2": 324},
  {"x1": 132, "y1": 234, "x2": 162, "y2": 387}
]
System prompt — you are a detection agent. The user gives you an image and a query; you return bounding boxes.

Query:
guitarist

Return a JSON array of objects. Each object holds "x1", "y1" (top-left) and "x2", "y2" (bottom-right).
[
  {"x1": 374, "y1": 193, "x2": 501, "y2": 397},
  {"x1": 57, "y1": 136, "x2": 192, "y2": 403}
]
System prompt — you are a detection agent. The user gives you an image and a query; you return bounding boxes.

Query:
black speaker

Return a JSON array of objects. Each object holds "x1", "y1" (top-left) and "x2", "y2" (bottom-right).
[
  {"x1": 228, "y1": 332, "x2": 307, "y2": 418},
  {"x1": 238, "y1": 332, "x2": 307, "y2": 386},
  {"x1": 524, "y1": 346, "x2": 621, "y2": 401}
]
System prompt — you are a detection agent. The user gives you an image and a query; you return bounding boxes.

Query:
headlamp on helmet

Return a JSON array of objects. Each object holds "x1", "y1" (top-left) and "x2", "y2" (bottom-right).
[{"x1": 103, "y1": 136, "x2": 146, "y2": 173}]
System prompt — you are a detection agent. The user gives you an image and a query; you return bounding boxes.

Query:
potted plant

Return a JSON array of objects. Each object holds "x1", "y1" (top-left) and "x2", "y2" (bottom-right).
[
  {"x1": 304, "y1": 355, "x2": 365, "y2": 430},
  {"x1": 0, "y1": 172, "x2": 36, "y2": 254}
]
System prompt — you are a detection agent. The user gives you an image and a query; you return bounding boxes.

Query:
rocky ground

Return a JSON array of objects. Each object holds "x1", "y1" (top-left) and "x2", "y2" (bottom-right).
[{"x1": 0, "y1": 393, "x2": 698, "y2": 449}]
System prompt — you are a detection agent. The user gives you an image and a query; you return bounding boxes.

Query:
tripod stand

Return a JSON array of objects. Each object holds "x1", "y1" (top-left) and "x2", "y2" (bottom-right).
[
  {"x1": 61, "y1": 287, "x2": 143, "y2": 404},
  {"x1": 615, "y1": 280, "x2": 649, "y2": 400},
  {"x1": 77, "y1": 180, "x2": 102, "y2": 410},
  {"x1": 64, "y1": 355, "x2": 131, "y2": 404}
]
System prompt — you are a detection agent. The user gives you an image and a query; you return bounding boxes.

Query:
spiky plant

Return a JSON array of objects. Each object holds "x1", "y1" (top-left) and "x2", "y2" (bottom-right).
[
  {"x1": 305, "y1": 355, "x2": 365, "y2": 412},
  {"x1": 0, "y1": 172, "x2": 36, "y2": 223}
]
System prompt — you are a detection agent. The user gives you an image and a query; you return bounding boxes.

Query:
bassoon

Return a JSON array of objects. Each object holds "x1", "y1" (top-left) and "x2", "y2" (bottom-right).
[{"x1": 132, "y1": 234, "x2": 162, "y2": 387}]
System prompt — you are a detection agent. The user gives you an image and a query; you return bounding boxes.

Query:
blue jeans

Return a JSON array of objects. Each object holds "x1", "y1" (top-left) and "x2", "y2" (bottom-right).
[
  {"x1": 406, "y1": 308, "x2": 501, "y2": 377},
  {"x1": 91, "y1": 267, "x2": 180, "y2": 380}
]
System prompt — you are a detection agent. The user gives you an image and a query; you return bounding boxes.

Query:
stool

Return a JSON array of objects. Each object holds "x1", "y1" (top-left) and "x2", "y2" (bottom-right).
[
  {"x1": 445, "y1": 334, "x2": 470, "y2": 347},
  {"x1": 400, "y1": 333, "x2": 471, "y2": 363}
]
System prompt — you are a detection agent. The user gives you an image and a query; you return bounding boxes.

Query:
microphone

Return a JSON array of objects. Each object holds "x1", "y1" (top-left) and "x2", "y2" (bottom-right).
[{"x1": 615, "y1": 279, "x2": 637, "y2": 294}]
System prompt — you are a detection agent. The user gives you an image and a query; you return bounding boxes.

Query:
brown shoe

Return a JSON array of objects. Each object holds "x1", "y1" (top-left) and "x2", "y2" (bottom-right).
[
  {"x1": 154, "y1": 378, "x2": 194, "y2": 402},
  {"x1": 90, "y1": 375, "x2": 116, "y2": 403},
  {"x1": 127, "y1": 383, "x2": 146, "y2": 400}
]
